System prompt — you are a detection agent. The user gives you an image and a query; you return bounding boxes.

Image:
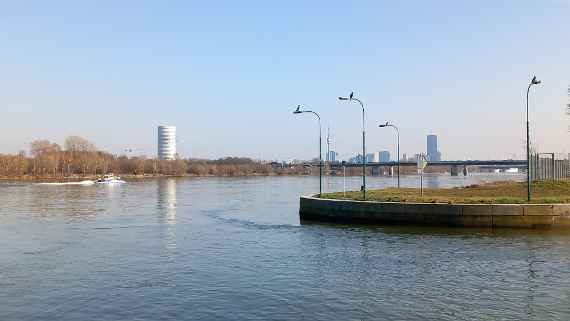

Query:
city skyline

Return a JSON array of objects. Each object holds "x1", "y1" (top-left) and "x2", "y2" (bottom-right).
[{"x1": 1, "y1": 1, "x2": 569, "y2": 160}]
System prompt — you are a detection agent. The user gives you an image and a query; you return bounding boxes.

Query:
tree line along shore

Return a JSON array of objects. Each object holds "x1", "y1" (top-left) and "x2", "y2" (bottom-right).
[{"x1": 0, "y1": 136, "x2": 307, "y2": 180}]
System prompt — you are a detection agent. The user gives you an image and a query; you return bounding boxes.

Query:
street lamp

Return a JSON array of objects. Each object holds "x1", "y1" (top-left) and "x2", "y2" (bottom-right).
[
  {"x1": 526, "y1": 75, "x2": 541, "y2": 202},
  {"x1": 339, "y1": 92, "x2": 367, "y2": 200},
  {"x1": 293, "y1": 105, "x2": 323, "y2": 197},
  {"x1": 379, "y1": 121, "x2": 400, "y2": 188}
]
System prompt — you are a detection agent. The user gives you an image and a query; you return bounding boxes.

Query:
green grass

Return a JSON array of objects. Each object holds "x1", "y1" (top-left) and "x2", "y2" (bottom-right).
[{"x1": 321, "y1": 180, "x2": 570, "y2": 204}]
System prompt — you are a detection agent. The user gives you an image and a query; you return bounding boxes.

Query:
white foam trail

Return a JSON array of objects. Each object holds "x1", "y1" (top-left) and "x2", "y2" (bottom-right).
[{"x1": 37, "y1": 180, "x2": 95, "y2": 186}]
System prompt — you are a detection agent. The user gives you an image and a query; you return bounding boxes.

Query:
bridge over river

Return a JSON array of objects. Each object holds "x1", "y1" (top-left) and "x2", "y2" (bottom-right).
[
  {"x1": 316, "y1": 160, "x2": 527, "y2": 176},
  {"x1": 332, "y1": 159, "x2": 526, "y2": 167}
]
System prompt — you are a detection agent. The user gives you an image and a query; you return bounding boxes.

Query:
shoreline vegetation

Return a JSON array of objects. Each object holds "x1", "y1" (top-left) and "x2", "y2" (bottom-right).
[
  {"x1": 0, "y1": 173, "x2": 290, "y2": 182},
  {"x1": 321, "y1": 180, "x2": 570, "y2": 204},
  {"x1": 0, "y1": 136, "x2": 308, "y2": 181}
]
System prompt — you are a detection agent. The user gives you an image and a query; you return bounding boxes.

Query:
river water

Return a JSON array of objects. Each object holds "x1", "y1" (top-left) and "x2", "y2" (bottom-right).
[{"x1": 1, "y1": 175, "x2": 569, "y2": 321}]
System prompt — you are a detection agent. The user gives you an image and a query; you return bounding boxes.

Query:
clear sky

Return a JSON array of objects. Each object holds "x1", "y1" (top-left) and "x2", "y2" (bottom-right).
[{"x1": 1, "y1": 0, "x2": 569, "y2": 161}]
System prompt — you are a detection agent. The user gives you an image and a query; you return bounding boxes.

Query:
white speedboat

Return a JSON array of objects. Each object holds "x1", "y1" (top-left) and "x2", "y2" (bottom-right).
[{"x1": 95, "y1": 174, "x2": 126, "y2": 184}]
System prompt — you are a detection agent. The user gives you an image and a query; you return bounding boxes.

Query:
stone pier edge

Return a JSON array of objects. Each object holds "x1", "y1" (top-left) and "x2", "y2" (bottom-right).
[{"x1": 299, "y1": 196, "x2": 570, "y2": 229}]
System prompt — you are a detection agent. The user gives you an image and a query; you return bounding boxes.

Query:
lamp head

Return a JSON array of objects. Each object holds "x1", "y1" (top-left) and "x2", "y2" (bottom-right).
[
  {"x1": 339, "y1": 91, "x2": 354, "y2": 101},
  {"x1": 378, "y1": 121, "x2": 389, "y2": 128},
  {"x1": 293, "y1": 105, "x2": 302, "y2": 114},
  {"x1": 531, "y1": 75, "x2": 541, "y2": 85}
]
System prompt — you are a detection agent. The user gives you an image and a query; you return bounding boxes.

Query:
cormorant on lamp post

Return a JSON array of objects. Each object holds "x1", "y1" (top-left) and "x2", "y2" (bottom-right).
[
  {"x1": 526, "y1": 75, "x2": 541, "y2": 202},
  {"x1": 338, "y1": 92, "x2": 367, "y2": 200},
  {"x1": 293, "y1": 105, "x2": 322, "y2": 197}
]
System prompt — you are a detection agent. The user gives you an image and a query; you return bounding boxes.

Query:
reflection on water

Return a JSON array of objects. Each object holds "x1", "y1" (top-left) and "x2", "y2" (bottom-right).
[
  {"x1": 425, "y1": 174, "x2": 445, "y2": 188},
  {"x1": 157, "y1": 179, "x2": 178, "y2": 254},
  {"x1": 1, "y1": 175, "x2": 569, "y2": 321},
  {"x1": 157, "y1": 178, "x2": 177, "y2": 224}
]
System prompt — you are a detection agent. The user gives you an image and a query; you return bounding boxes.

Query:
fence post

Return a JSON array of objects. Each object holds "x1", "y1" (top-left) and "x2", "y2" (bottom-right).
[
  {"x1": 533, "y1": 154, "x2": 540, "y2": 181},
  {"x1": 529, "y1": 154, "x2": 533, "y2": 182}
]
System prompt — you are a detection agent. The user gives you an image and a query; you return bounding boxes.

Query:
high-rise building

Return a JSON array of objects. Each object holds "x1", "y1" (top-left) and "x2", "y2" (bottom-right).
[
  {"x1": 326, "y1": 150, "x2": 338, "y2": 162},
  {"x1": 371, "y1": 152, "x2": 379, "y2": 163},
  {"x1": 426, "y1": 134, "x2": 441, "y2": 161},
  {"x1": 371, "y1": 151, "x2": 390, "y2": 162},
  {"x1": 158, "y1": 125, "x2": 177, "y2": 160}
]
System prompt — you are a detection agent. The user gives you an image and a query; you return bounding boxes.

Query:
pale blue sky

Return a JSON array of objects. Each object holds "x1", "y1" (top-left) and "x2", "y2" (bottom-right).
[{"x1": 1, "y1": 0, "x2": 569, "y2": 160}]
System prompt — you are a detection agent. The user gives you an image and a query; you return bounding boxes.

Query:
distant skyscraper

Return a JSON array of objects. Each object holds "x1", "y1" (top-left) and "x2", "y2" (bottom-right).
[
  {"x1": 371, "y1": 151, "x2": 390, "y2": 162},
  {"x1": 365, "y1": 153, "x2": 374, "y2": 163},
  {"x1": 326, "y1": 150, "x2": 338, "y2": 162},
  {"x1": 426, "y1": 134, "x2": 441, "y2": 161},
  {"x1": 379, "y1": 151, "x2": 390, "y2": 162},
  {"x1": 371, "y1": 152, "x2": 379, "y2": 163},
  {"x1": 158, "y1": 125, "x2": 177, "y2": 160}
]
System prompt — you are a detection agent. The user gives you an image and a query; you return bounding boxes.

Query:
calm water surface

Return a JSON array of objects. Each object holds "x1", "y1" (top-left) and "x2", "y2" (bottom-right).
[{"x1": 1, "y1": 175, "x2": 569, "y2": 321}]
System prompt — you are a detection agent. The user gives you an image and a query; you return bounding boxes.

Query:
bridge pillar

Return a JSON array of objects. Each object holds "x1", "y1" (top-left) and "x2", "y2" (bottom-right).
[
  {"x1": 450, "y1": 165, "x2": 459, "y2": 176},
  {"x1": 463, "y1": 165, "x2": 469, "y2": 176}
]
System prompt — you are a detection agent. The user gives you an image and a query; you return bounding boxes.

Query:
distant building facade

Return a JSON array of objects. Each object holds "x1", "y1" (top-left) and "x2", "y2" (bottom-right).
[
  {"x1": 370, "y1": 151, "x2": 390, "y2": 162},
  {"x1": 371, "y1": 152, "x2": 380, "y2": 163},
  {"x1": 349, "y1": 153, "x2": 381, "y2": 163},
  {"x1": 326, "y1": 150, "x2": 338, "y2": 162},
  {"x1": 426, "y1": 134, "x2": 441, "y2": 161},
  {"x1": 408, "y1": 153, "x2": 421, "y2": 162},
  {"x1": 158, "y1": 125, "x2": 177, "y2": 160}
]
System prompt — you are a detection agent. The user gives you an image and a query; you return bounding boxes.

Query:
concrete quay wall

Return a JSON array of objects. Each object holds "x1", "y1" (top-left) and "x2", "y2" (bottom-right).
[{"x1": 299, "y1": 196, "x2": 570, "y2": 229}]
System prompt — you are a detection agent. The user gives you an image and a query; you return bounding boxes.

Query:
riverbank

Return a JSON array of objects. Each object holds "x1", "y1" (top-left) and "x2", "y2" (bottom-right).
[
  {"x1": 321, "y1": 180, "x2": 570, "y2": 204},
  {"x1": 0, "y1": 172, "x2": 304, "y2": 182}
]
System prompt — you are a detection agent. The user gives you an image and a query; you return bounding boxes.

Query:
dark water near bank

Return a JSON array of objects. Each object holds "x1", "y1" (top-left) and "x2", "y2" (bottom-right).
[{"x1": 1, "y1": 175, "x2": 569, "y2": 321}]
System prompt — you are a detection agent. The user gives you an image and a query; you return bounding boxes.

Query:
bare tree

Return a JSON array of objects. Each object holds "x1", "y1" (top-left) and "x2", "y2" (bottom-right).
[
  {"x1": 29, "y1": 140, "x2": 61, "y2": 176},
  {"x1": 64, "y1": 136, "x2": 96, "y2": 152},
  {"x1": 135, "y1": 156, "x2": 146, "y2": 175}
]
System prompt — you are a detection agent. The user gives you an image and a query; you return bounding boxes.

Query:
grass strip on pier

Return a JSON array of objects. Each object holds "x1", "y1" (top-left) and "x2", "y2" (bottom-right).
[{"x1": 321, "y1": 180, "x2": 570, "y2": 204}]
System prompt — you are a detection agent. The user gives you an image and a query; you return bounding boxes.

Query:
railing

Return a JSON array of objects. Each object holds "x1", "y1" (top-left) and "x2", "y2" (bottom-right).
[{"x1": 530, "y1": 153, "x2": 570, "y2": 181}]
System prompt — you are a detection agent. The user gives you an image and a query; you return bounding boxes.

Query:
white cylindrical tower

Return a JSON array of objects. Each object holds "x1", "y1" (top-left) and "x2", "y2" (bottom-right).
[{"x1": 158, "y1": 125, "x2": 176, "y2": 160}]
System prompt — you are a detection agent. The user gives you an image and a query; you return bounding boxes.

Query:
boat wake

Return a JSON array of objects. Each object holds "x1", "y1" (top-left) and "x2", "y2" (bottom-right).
[{"x1": 37, "y1": 180, "x2": 95, "y2": 186}]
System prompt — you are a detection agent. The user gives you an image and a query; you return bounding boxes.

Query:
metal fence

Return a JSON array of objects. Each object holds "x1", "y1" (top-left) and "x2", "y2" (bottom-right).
[{"x1": 530, "y1": 153, "x2": 570, "y2": 181}]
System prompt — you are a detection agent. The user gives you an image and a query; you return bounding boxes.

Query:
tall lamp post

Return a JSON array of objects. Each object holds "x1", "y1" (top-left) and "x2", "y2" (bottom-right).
[
  {"x1": 526, "y1": 75, "x2": 541, "y2": 202},
  {"x1": 339, "y1": 92, "x2": 366, "y2": 200},
  {"x1": 293, "y1": 105, "x2": 322, "y2": 197},
  {"x1": 379, "y1": 121, "x2": 400, "y2": 188}
]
